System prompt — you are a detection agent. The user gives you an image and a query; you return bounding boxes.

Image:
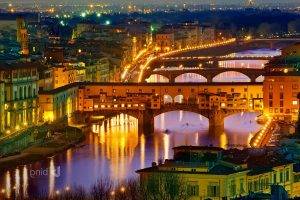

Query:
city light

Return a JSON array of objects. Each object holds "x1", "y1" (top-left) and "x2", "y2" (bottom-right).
[{"x1": 0, "y1": 4, "x2": 300, "y2": 199}]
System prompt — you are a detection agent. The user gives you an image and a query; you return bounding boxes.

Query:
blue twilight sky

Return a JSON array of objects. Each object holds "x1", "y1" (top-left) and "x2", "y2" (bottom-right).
[{"x1": 4, "y1": 0, "x2": 300, "y2": 5}]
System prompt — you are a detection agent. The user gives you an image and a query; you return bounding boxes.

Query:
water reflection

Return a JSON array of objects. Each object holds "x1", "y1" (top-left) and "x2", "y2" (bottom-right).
[
  {"x1": 5, "y1": 171, "x2": 11, "y2": 198},
  {"x1": 175, "y1": 73, "x2": 207, "y2": 82},
  {"x1": 146, "y1": 74, "x2": 169, "y2": 83},
  {"x1": 0, "y1": 111, "x2": 262, "y2": 197},
  {"x1": 219, "y1": 60, "x2": 267, "y2": 69},
  {"x1": 227, "y1": 48, "x2": 281, "y2": 57},
  {"x1": 213, "y1": 71, "x2": 251, "y2": 82},
  {"x1": 22, "y1": 166, "x2": 28, "y2": 198}
]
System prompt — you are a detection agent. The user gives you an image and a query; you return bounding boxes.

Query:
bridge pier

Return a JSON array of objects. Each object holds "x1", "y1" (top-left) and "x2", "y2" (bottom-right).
[
  {"x1": 249, "y1": 75, "x2": 258, "y2": 83},
  {"x1": 208, "y1": 110, "x2": 226, "y2": 137},
  {"x1": 138, "y1": 110, "x2": 154, "y2": 134}
]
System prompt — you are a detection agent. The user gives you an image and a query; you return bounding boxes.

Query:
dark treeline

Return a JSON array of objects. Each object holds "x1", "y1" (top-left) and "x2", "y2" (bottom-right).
[
  {"x1": 7, "y1": 174, "x2": 189, "y2": 200},
  {"x1": 44, "y1": 9, "x2": 300, "y2": 39}
]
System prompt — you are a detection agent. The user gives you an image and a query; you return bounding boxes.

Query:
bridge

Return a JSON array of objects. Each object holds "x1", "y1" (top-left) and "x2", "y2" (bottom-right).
[
  {"x1": 160, "y1": 55, "x2": 272, "y2": 62},
  {"x1": 39, "y1": 82, "x2": 263, "y2": 136},
  {"x1": 239, "y1": 38, "x2": 300, "y2": 49},
  {"x1": 145, "y1": 67, "x2": 265, "y2": 83}
]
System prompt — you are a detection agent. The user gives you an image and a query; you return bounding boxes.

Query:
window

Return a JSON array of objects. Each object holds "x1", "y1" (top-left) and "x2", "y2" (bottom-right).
[
  {"x1": 273, "y1": 173, "x2": 277, "y2": 183},
  {"x1": 240, "y1": 178, "x2": 245, "y2": 193},
  {"x1": 293, "y1": 92, "x2": 298, "y2": 97},
  {"x1": 244, "y1": 88, "x2": 248, "y2": 92},
  {"x1": 269, "y1": 100, "x2": 273, "y2": 107},
  {"x1": 269, "y1": 84, "x2": 273, "y2": 90},
  {"x1": 207, "y1": 183, "x2": 220, "y2": 197},
  {"x1": 292, "y1": 84, "x2": 299, "y2": 90},
  {"x1": 187, "y1": 185, "x2": 199, "y2": 196},
  {"x1": 286, "y1": 169, "x2": 290, "y2": 182},
  {"x1": 280, "y1": 171, "x2": 283, "y2": 183},
  {"x1": 269, "y1": 93, "x2": 273, "y2": 99},
  {"x1": 280, "y1": 85, "x2": 284, "y2": 90},
  {"x1": 230, "y1": 180, "x2": 236, "y2": 196},
  {"x1": 280, "y1": 93, "x2": 284, "y2": 99},
  {"x1": 248, "y1": 182, "x2": 253, "y2": 192},
  {"x1": 293, "y1": 100, "x2": 298, "y2": 106},
  {"x1": 254, "y1": 180, "x2": 258, "y2": 191},
  {"x1": 280, "y1": 101, "x2": 284, "y2": 107}
]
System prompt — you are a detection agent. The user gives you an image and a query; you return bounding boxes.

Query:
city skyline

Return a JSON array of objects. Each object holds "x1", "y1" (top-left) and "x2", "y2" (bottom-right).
[
  {"x1": 3, "y1": 0, "x2": 300, "y2": 6},
  {"x1": 0, "y1": 2, "x2": 299, "y2": 199}
]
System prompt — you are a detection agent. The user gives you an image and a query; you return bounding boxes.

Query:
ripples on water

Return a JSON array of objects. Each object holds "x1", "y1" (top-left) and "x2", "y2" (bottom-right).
[{"x1": 0, "y1": 111, "x2": 262, "y2": 197}]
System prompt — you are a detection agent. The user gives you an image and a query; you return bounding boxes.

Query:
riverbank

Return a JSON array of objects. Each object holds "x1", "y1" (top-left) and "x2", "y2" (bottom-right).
[{"x1": 0, "y1": 126, "x2": 85, "y2": 171}]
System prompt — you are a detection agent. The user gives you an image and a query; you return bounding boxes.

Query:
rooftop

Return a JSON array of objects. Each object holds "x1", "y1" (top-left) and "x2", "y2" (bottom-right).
[
  {"x1": 0, "y1": 61, "x2": 42, "y2": 70},
  {"x1": 137, "y1": 146, "x2": 292, "y2": 176},
  {"x1": 173, "y1": 146, "x2": 224, "y2": 152}
]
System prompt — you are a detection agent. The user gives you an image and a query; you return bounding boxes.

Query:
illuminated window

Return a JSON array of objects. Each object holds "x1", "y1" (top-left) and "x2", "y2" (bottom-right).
[{"x1": 293, "y1": 100, "x2": 298, "y2": 106}]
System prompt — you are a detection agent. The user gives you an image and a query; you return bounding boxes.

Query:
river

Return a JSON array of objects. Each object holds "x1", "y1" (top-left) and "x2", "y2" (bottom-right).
[{"x1": 0, "y1": 48, "x2": 280, "y2": 198}]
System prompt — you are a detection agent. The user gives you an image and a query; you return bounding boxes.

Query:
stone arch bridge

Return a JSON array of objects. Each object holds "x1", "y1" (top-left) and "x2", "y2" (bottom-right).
[
  {"x1": 145, "y1": 67, "x2": 264, "y2": 83},
  {"x1": 78, "y1": 104, "x2": 247, "y2": 136}
]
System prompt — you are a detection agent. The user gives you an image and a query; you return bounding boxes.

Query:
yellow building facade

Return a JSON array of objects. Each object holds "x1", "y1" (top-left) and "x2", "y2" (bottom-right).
[
  {"x1": 137, "y1": 147, "x2": 297, "y2": 199},
  {"x1": 0, "y1": 62, "x2": 39, "y2": 134}
]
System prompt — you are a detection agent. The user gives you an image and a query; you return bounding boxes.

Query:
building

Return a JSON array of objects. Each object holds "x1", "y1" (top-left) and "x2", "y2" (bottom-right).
[
  {"x1": 282, "y1": 43, "x2": 300, "y2": 57},
  {"x1": 0, "y1": 62, "x2": 39, "y2": 134},
  {"x1": 137, "y1": 146, "x2": 297, "y2": 199},
  {"x1": 39, "y1": 83, "x2": 78, "y2": 122},
  {"x1": 0, "y1": 81, "x2": 5, "y2": 134},
  {"x1": 39, "y1": 63, "x2": 86, "y2": 90},
  {"x1": 263, "y1": 55, "x2": 300, "y2": 122},
  {"x1": 85, "y1": 57, "x2": 111, "y2": 82},
  {"x1": 155, "y1": 31, "x2": 175, "y2": 52},
  {"x1": 16, "y1": 17, "x2": 29, "y2": 56}
]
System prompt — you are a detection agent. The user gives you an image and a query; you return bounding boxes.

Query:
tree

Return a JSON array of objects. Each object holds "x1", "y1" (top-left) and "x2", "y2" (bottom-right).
[
  {"x1": 141, "y1": 173, "x2": 189, "y2": 200},
  {"x1": 288, "y1": 20, "x2": 300, "y2": 34},
  {"x1": 257, "y1": 23, "x2": 271, "y2": 37}
]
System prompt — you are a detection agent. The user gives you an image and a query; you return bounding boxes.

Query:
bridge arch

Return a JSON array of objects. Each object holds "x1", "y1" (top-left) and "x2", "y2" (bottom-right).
[
  {"x1": 212, "y1": 71, "x2": 251, "y2": 82},
  {"x1": 255, "y1": 75, "x2": 264, "y2": 82},
  {"x1": 174, "y1": 73, "x2": 208, "y2": 83},
  {"x1": 146, "y1": 74, "x2": 169, "y2": 83}
]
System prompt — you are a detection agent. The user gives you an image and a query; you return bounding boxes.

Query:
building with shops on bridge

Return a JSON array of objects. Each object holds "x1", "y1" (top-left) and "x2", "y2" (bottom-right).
[{"x1": 38, "y1": 82, "x2": 263, "y2": 135}]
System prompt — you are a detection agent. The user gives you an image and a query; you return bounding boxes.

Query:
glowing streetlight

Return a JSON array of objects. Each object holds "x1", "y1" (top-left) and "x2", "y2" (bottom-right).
[
  {"x1": 120, "y1": 186, "x2": 125, "y2": 192},
  {"x1": 81, "y1": 12, "x2": 87, "y2": 18},
  {"x1": 105, "y1": 20, "x2": 111, "y2": 25}
]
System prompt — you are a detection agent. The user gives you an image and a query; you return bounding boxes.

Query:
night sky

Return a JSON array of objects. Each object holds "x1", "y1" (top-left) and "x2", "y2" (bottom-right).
[{"x1": 6, "y1": 0, "x2": 300, "y2": 5}]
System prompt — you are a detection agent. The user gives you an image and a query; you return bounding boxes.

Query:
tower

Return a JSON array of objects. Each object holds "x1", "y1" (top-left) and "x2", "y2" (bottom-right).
[
  {"x1": 16, "y1": 17, "x2": 29, "y2": 56},
  {"x1": 246, "y1": 0, "x2": 255, "y2": 7}
]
